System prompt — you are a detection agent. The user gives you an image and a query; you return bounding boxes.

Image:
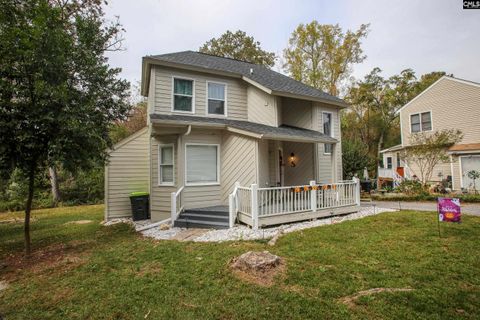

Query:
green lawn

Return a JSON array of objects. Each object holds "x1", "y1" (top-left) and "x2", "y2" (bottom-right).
[{"x1": 1, "y1": 205, "x2": 479, "y2": 319}]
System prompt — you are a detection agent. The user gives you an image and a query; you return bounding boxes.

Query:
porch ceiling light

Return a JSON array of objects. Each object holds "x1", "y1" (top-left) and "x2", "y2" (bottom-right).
[{"x1": 289, "y1": 152, "x2": 296, "y2": 167}]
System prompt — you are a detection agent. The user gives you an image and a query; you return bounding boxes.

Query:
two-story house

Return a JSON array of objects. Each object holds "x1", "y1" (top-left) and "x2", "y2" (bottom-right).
[
  {"x1": 379, "y1": 76, "x2": 480, "y2": 191},
  {"x1": 105, "y1": 51, "x2": 360, "y2": 229}
]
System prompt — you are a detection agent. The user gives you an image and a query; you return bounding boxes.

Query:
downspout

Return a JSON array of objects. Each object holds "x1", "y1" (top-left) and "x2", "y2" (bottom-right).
[{"x1": 177, "y1": 124, "x2": 191, "y2": 186}]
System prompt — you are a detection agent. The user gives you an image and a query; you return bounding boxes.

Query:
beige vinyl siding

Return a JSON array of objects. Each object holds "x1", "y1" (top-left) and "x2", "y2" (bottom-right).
[
  {"x1": 405, "y1": 157, "x2": 453, "y2": 183},
  {"x1": 313, "y1": 103, "x2": 342, "y2": 183},
  {"x1": 400, "y1": 77, "x2": 480, "y2": 146},
  {"x1": 247, "y1": 85, "x2": 278, "y2": 126},
  {"x1": 182, "y1": 129, "x2": 223, "y2": 208},
  {"x1": 150, "y1": 135, "x2": 177, "y2": 222},
  {"x1": 283, "y1": 141, "x2": 315, "y2": 186},
  {"x1": 153, "y1": 66, "x2": 248, "y2": 120},
  {"x1": 257, "y1": 139, "x2": 270, "y2": 188},
  {"x1": 221, "y1": 133, "x2": 257, "y2": 203},
  {"x1": 451, "y1": 155, "x2": 461, "y2": 190},
  {"x1": 105, "y1": 128, "x2": 149, "y2": 220},
  {"x1": 281, "y1": 97, "x2": 313, "y2": 129}
]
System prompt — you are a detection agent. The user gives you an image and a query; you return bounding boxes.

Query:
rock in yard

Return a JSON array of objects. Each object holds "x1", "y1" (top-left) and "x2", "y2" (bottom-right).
[
  {"x1": 159, "y1": 224, "x2": 170, "y2": 230},
  {"x1": 231, "y1": 251, "x2": 281, "y2": 272}
]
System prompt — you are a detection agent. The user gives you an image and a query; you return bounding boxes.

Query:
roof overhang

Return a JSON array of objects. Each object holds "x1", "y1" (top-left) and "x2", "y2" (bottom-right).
[
  {"x1": 141, "y1": 56, "x2": 348, "y2": 108},
  {"x1": 448, "y1": 143, "x2": 480, "y2": 155},
  {"x1": 149, "y1": 117, "x2": 338, "y2": 144},
  {"x1": 379, "y1": 144, "x2": 404, "y2": 154}
]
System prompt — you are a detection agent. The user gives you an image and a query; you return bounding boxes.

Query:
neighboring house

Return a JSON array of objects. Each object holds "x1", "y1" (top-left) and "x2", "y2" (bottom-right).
[
  {"x1": 379, "y1": 76, "x2": 480, "y2": 191},
  {"x1": 105, "y1": 51, "x2": 360, "y2": 229}
]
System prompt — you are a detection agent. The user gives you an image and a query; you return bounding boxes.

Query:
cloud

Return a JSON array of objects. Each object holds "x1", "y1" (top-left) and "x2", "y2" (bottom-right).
[{"x1": 104, "y1": 0, "x2": 480, "y2": 93}]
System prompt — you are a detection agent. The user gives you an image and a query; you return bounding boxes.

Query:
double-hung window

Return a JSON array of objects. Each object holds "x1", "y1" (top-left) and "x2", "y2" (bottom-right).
[
  {"x1": 410, "y1": 111, "x2": 431, "y2": 132},
  {"x1": 159, "y1": 145, "x2": 174, "y2": 185},
  {"x1": 207, "y1": 82, "x2": 226, "y2": 116},
  {"x1": 323, "y1": 112, "x2": 333, "y2": 154},
  {"x1": 173, "y1": 78, "x2": 194, "y2": 112},
  {"x1": 386, "y1": 157, "x2": 393, "y2": 169},
  {"x1": 186, "y1": 144, "x2": 219, "y2": 185}
]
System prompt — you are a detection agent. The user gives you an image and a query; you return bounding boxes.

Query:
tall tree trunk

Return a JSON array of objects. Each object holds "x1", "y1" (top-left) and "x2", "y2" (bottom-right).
[
  {"x1": 49, "y1": 166, "x2": 60, "y2": 206},
  {"x1": 376, "y1": 133, "x2": 384, "y2": 191},
  {"x1": 25, "y1": 166, "x2": 35, "y2": 256}
]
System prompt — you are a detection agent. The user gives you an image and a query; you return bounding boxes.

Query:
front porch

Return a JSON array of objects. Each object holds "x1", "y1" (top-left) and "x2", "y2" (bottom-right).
[{"x1": 171, "y1": 179, "x2": 361, "y2": 229}]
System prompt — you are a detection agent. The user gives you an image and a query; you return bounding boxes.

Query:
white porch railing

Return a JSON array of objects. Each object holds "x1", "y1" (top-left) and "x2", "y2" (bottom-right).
[
  {"x1": 230, "y1": 178, "x2": 360, "y2": 229},
  {"x1": 170, "y1": 186, "x2": 185, "y2": 223}
]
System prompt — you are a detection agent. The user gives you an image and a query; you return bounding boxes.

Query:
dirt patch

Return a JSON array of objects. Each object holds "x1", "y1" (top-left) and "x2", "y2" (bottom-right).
[
  {"x1": 1, "y1": 241, "x2": 91, "y2": 281},
  {"x1": 339, "y1": 287, "x2": 414, "y2": 308},
  {"x1": 230, "y1": 251, "x2": 285, "y2": 287},
  {"x1": 0, "y1": 217, "x2": 37, "y2": 224},
  {"x1": 64, "y1": 220, "x2": 93, "y2": 225}
]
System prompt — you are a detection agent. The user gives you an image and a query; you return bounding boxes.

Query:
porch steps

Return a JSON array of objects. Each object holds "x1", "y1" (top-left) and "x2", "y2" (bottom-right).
[{"x1": 174, "y1": 206, "x2": 229, "y2": 229}]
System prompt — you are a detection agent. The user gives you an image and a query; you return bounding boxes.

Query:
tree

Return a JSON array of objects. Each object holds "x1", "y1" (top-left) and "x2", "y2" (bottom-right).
[
  {"x1": 199, "y1": 30, "x2": 276, "y2": 67},
  {"x1": 0, "y1": 0, "x2": 130, "y2": 255},
  {"x1": 402, "y1": 130, "x2": 463, "y2": 186},
  {"x1": 342, "y1": 139, "x2": 369, "y2": 179},
  {"x1": 283, "y1": 22, "x2": 369, "y2": 96},
  {"x1": 110, "y1": 101, "x2": 147, "y2": 144},
  {"x1": 467, "y1": 170, "x2": 480, "y2": 194}
]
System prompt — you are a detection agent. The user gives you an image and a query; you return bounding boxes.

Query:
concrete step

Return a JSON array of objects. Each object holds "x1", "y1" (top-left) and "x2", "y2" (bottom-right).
[
  {"x1": 174, "y1": 218, "x2": 228, "y2": 229},
  {"x1": 180, "y1": 212, "x2": 229, "y2": 222}
]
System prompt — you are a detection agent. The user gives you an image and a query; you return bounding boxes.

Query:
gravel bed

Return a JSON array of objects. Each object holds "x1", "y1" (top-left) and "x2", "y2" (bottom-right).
[{"x1": 139, "y1": 206, "x2": 397, "y2": 242}]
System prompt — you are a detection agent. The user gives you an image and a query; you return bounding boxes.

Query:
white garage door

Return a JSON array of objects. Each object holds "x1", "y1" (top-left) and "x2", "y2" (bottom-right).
[{"x1": 461, "y1": 156, "x2": 480, "y2": 190}]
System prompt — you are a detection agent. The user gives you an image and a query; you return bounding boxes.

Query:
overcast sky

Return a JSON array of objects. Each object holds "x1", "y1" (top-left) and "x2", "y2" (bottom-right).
[{"x1": 105, "y1": 0, "x2": 480, "y2": 94}]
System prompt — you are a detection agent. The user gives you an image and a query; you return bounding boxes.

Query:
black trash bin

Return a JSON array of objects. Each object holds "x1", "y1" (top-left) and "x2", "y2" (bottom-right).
[{"x1": 129, "y1": 192, "x2": 150, "y2": 221}]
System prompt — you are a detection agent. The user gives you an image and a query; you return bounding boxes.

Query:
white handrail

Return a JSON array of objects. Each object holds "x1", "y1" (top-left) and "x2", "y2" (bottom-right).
[
  {"x1": 171, "y1": 186, "x2": 185, "y2": 224},
  {"x1": 228, "y1": 182, "x2": 241, "y2": 228}
]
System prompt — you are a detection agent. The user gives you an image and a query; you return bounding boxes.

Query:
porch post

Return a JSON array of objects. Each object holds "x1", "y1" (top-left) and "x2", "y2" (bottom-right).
[
  {"x1": 251, "y1": 184, "x2": 258, "y2": 230},
  {"x1": 310, "y1": 180, "x2": 317, "y2": 212},
  {"x1": 170, "y1": 192, "x2": 177, "y2": 224},
  {"x1": 353, "y1": 177, "x2": 361, "y2": 206}
]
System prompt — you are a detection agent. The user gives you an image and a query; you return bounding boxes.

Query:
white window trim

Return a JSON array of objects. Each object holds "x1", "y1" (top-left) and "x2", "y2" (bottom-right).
[
  {"x1": 205, "y1": 80, "x2": 228, "y2": 117},
  {"x1": 185, "y1": 143, "x2": 221, "y2": 186},
  {"x1": 171, "y1": 76, "x2": 195, "y2": 114},
  {"x1": 322, "y1": 111, "x2": 334, "y2": 155},
  {"x1": 158, "y1": 144, "x2": 175, "y2": 186},
  {"x1": 386, "y1": 156, "x2": 393, "y2": 169},
  {"x1": 459, "y1": 155, "x2": 480, "y2": 189},
  {"x1": 409, "y1": 111, "x2": 433, "y2": 133}
]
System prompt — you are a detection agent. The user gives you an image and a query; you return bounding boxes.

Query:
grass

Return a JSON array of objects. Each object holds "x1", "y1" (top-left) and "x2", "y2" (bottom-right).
[{"x1": 1, "y1": 205, "x2": 479, "y2": 319}]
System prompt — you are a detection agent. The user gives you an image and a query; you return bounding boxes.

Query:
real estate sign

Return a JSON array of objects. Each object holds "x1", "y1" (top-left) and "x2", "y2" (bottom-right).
[{"x1": 437, "y1": 198, "x2": 461, "y2": 223}]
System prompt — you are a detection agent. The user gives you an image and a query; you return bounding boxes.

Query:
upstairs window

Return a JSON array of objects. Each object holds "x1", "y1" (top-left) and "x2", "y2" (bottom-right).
[
  {"x1": 323, "y1": 112, "x2": 333, "y2": 154},
  {"x1": 173, "y1": 78, "x2": 194, "y2": 112},
  {"x1": 410, "y1": 111, "x2": 431, "y2": 132},
  {"x1": 207, "y1": 82, "x2": 226, "y2": 116}
]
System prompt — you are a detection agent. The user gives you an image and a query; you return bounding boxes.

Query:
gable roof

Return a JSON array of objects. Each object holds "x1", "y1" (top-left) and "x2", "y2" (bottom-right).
[
  {"x1": 141, "y1": 51, "x2": 347, "y2": 108},
  {"x1": 149, "y1": 114, "x2": 338, "y2": 144},
  {"x1": 396, "y1": 76, "x2": 480, "y2": 114}
]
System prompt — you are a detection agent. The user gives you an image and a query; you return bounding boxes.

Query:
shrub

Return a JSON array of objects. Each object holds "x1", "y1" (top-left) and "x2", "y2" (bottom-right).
[{"x1": 395, "y1": 180, "x2": 426, "y2": 196}]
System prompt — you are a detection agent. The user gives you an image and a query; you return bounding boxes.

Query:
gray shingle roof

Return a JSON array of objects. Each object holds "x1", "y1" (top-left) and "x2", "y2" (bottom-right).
[
  {"x1": 145, "y1": 51, "x2": 345, "y2": 106},
  {"x1": 150, "y1": 114, "x2": 337, "y2": 143}
]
